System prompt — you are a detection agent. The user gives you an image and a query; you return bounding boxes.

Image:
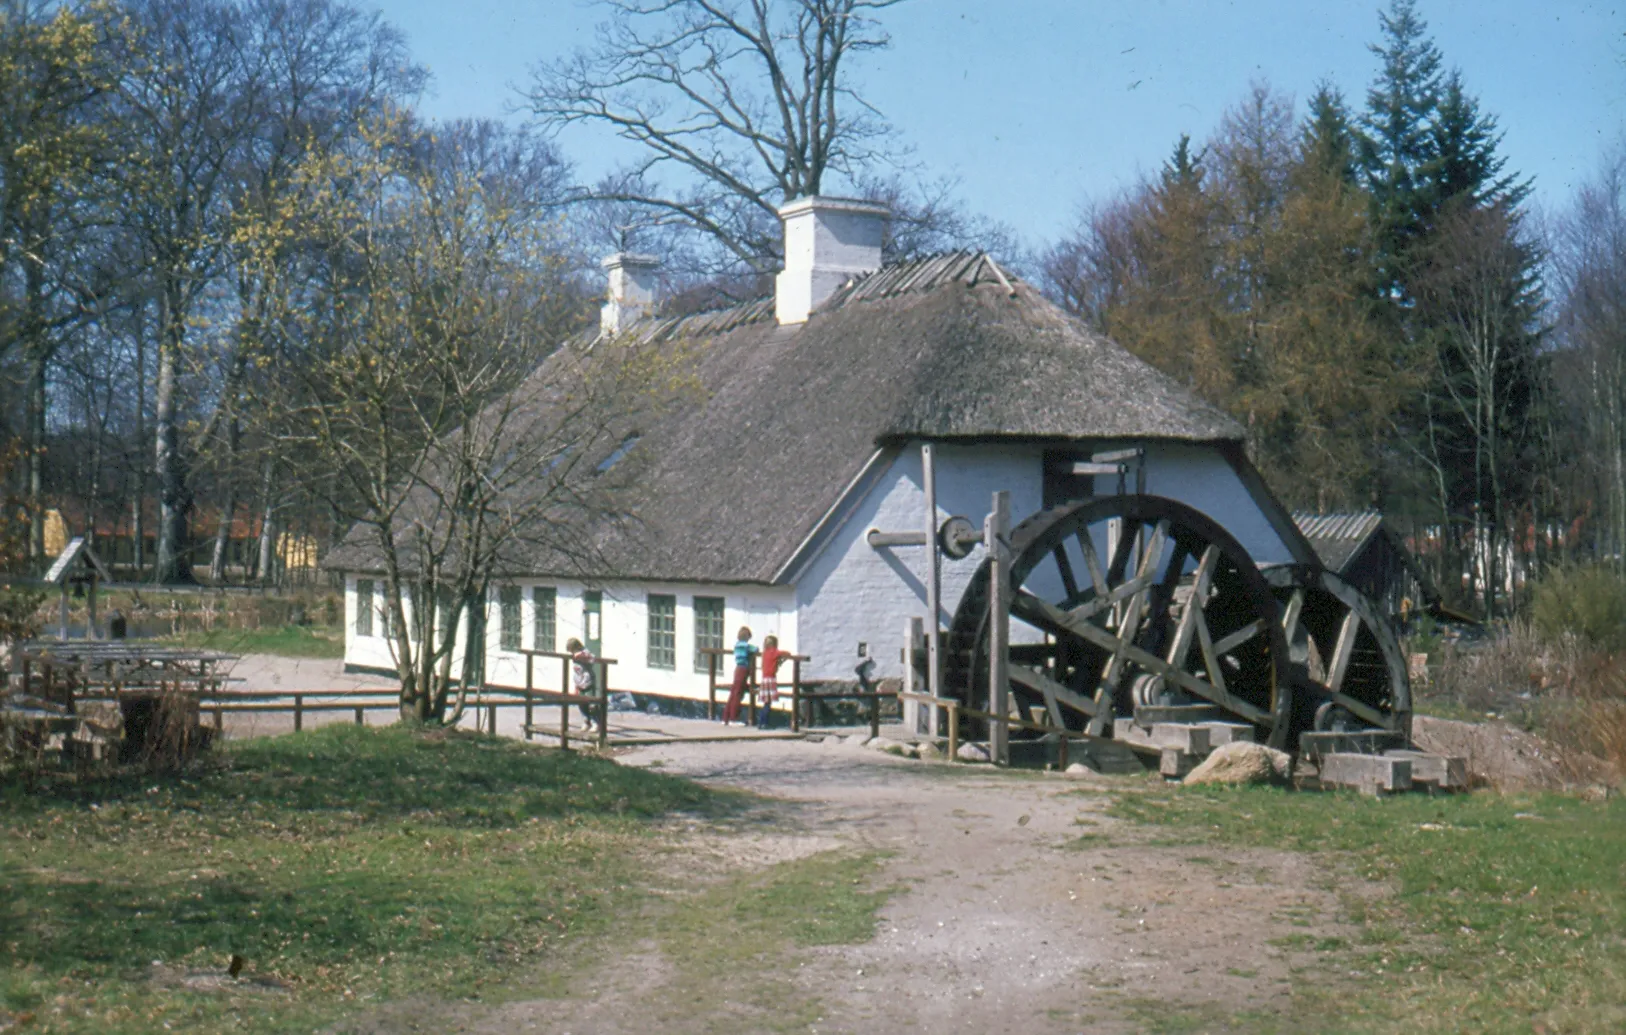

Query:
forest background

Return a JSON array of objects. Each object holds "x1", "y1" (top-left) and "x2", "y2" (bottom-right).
[{"x1": 2, "y1": 0, "x2": 1624, "y2": 624}]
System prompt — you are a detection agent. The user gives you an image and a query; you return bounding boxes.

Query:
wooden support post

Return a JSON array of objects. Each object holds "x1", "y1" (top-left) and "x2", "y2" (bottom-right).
[
  {"x1": 214, "y1": 705, "x2": 224, "y2": 731},
  {"x1": 707, "y1": 652, "x2": 718, "y2": 721},
  {"x1": 790, "y1": 657, "x2": 802, "y2": 733},
  {"x1": 487, "y1": 703, "x2": 497, "y2": 736},
  {"x1": 869, "y1": 692, "x2": 880, "y2": 741},
  {"x1": 294, "y1": 693, "x2": 303, "y2": 732},
  {"x1": 986, "y1": 490, "x2": 1011, "y2": 766},
  {"x1": 524, "y1": 655, "x2": 534, "y2": 741},
  {"x1": 947, "y1": 701, "x2": 959, "y2": 762},
  {"x1": 560, "y1": 656, "x2": 571, "y2": 750},
  {"x1": 355, "y1": 706, "x2": 364, "y2": 726},
  {"x1": 903, "y1": 616, "x2": 926, "y2": 735},
  {"x1": 595, "y1": 660, "x2": 608, "y2": 750},
  {"x1": 922, "y1": 442, "x2": 942, "y2": 710}
]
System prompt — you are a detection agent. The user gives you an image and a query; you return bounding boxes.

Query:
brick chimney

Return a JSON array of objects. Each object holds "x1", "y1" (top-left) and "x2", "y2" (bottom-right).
[
  {"x1": 774, "y1": 196, "x2": 888, "y2": 325},
  {"x1": 600, "y1": 252, "x2": 660, "y2": 335}
]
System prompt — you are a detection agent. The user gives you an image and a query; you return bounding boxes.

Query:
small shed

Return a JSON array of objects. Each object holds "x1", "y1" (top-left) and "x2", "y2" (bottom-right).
[
  {"x1": 1292, "y1": 512, "x2": 1439, "y2": 619},
  {"x1": 41, "y1": 537, "x2": 112, "y2": 639}
]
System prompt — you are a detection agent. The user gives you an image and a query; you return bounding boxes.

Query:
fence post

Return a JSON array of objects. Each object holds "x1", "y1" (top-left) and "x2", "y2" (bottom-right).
[
  {"x1": 214, "y1": 705, "x2": 224, "y2": 731},
  {"x1": 560, "y1": 656, "x2": 571, "y2": 750},
  {"x1": 869, "y1": 691, "x2": 880, "y2": 741},
  {"x1": 707, "y1": 652, "x2": 717, "y2": 721},
  {"x1": 524, "y1": 655, "x2": 534, "y2": 741},
  {"x1": 354, "y1": 706, "x2": 364, "y2": 726},
  {"x1": 595, "y1": 660, "x2": 609, "y2": 750},
  {"x1": 487, "y1": 702, "x2": 497, "y2": 736},
  {"x1": 790, "y1": 657, "x2": 802, "y2": 733},
  {"x1": 294, "y1": 693, "x2": 303, "y2": 733},
  {"x1": 947, "y1": 701, "x2": 959, "y2": 762}
]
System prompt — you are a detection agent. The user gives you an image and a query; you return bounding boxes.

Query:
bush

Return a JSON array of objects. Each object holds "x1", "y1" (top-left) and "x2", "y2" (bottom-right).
[{"x1": 1530, "y1": 565, "x2": 1626, "y2": 653}]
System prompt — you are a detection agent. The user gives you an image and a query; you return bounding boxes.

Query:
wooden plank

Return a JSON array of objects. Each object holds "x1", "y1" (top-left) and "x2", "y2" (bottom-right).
[
  {"x1": 1053, "y1": 544, "x2": 1080, "y2": 602},
  {"x1": 1150, "y1": 723, "x2": 1212, "y2": 754},
  {"x1": 1132, "y1": 704, "x2": 1225, "y2": 725},
  {"x1": 1200, "y1": 722, "x2": 1255, "y2": 746},
  {"x1": 1298, "y1": 729, "x2": 1405, "y2": 758},
  {"x1": 1078, "y1": 532, "x2": 1109, "y2": 597}
]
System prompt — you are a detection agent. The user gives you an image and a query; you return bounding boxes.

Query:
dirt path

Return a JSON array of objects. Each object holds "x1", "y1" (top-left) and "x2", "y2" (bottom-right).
[{"x1": 397, "y1": 737, "x2": 1363, "y2": 1035}]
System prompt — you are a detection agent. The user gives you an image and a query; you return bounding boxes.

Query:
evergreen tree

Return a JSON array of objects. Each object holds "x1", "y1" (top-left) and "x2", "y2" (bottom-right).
[
  {"x1": 1357, "y1": 0, "x2": 1443, "y2": 297},
  {"x1": 1302, "y1": 82, "x2": 1357, "y2": 184},
  {"x1": 1423, "y1": 72, "x2": 1529, "y2": 212}
]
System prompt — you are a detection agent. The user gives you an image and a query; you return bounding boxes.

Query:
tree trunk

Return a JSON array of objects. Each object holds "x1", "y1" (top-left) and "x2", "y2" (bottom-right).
[
  {"x1": 131, "y1": 320, "x2": 147, "y2": 579},
  {"x1": 24, "y1": 251, "x2": 47, "y2": 571},
  {"x1": 256, "y1": 459, "x2": 276, "y2": 587},
  {"x1": 154, "y1": 287, "x2": 191, "y2": 584},
  {"x1": 209, "y1": 418, "x2": 239, "y2": 584}
]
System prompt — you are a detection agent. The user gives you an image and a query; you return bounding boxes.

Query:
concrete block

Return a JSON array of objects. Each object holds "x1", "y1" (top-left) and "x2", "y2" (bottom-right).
[
  {"x1": 1200, "y1": 722, "x2": 1254, "y2": 746},
  {"x1": 1385, "y1": 749, "x2": 1466, "y2": 789},
  {"x1": 1150, "y1": 723, "x2": 1212, "y2": 755},
  {"x1": 1319, "y1": 752, "x2": 1411, "y2": 794},
  {"x1": 1160, "y1": 747, "x2": 1198, "y2": 779}
]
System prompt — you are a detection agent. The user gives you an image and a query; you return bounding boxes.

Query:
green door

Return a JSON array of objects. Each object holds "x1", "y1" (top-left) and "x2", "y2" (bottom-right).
[{"x1": 583, "y1": 590, "x2": 602, "y2": 656}]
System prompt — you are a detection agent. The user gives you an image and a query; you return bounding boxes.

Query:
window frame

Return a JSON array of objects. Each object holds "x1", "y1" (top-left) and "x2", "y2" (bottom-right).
[
  {"x1": 693, "y1": 595, "x2": 725, "y2": 672},
  {"x1": 355, "y1": 578, "x2": 374, "y2": 637},
  {"x1": 647, "y1": 593, "x2": 677, "y2": 670},
  {"x1": 498, "y1": 584, "x2": 523, "y2": 652},
  {"x1": 532, "y1": 586, "x2": 557, "y2": 654}
]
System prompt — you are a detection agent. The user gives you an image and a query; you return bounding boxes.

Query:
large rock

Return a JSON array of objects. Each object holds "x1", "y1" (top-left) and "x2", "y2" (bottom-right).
[
  {"x1": 1181, "y1": 741, "x2": 1292, "y2": 786},
  {"x1": 917, "y1": 742, "x2": 944, "y2": 762},
  {"x1": 956, "y1": 742, "x2": 991, "y2": 763}
]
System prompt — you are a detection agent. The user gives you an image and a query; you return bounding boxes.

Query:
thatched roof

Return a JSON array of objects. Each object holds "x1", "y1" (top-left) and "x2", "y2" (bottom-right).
[{"x1": 325, "y1": 252, "x2": 1244, "y2": 583}]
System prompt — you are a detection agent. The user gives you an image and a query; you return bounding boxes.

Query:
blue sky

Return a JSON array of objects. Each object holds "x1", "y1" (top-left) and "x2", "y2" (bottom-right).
[{"x1": 376, "y1": 0, "x2": 1625, "y2": 249}]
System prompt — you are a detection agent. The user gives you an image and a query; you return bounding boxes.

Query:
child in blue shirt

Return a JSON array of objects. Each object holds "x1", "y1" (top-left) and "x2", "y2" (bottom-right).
[{"x1": 721, "y1": 626, "x2": 757, "y2": 726}]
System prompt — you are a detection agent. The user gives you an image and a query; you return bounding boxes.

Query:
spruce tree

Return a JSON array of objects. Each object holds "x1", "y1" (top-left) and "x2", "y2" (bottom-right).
[{"x1": 1357, "y1": 0, "x2": 1443, "y2": 298}]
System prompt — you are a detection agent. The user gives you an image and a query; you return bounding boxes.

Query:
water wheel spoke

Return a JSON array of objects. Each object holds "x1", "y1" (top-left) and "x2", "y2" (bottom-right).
[
  {"x1": 1281, "y1": 588, "x2": 1306, "y2": 643},
  {"x1": 1079, "y1": 532, "x2": 1109, "y2": 597},
  {"x1": 1326, "y1": 612, "x2": 1359, "y2": 693},
  {"x1": 1313, "y1": 686, "x2": 1394, "y2": 730},
  {"x1": 1164, "y1": 545, "x2": 1220, "y2": 668},
  {"x1": 1193, "y1": 609, "x2": 1229, "y2": 695},
  {"x1": 1065, "y1": 573, "x2": 1154, "y2": 623},
  {"x1": 1211, "y1": 619, "x2": 1267, "y2": 656},
  {"x1": 1053, "y1": 545, "x2": 1080, "y2": 601},
  {"x1": 1062, "y1": 615, "x2": 1267, "y2": 723},
  {"x1": 1009, "y1": 663, "x2": 1098, "y2": 718}
]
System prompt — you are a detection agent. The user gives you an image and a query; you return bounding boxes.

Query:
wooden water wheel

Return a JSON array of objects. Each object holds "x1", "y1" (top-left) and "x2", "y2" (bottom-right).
[
  {"x1": 943, "y1": 495, "x2": 1294, "y2": 748},
  {"x1": 1263, "y1": 565, "x2": 1412, "y2": 746}
]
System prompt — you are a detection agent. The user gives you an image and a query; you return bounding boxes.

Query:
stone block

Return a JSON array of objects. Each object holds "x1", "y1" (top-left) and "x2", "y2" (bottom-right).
[
  {"x1": 1319, "y1": 752, "x2": 1411, "y2": 794},
  {"x1": 1385, "y1": 749, "x2": 1466, "y2": 789}
]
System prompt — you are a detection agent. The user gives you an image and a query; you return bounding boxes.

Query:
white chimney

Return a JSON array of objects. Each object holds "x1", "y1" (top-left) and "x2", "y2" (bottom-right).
[
  {"x1": 774, "y1": 196, "x2": 888, "y2": 325},
  {"x1": 600, "y1": 252, "x2": 660, "y2": 335}
]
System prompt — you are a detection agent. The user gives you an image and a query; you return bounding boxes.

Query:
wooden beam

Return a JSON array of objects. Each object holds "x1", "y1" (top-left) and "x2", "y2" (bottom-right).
[
  {"x1": 1008, "y1": 663, "x2": 1097, "y2": 718},
  {"x1": 986, "y1": 491, "x2": 1011, "y2": 766}
]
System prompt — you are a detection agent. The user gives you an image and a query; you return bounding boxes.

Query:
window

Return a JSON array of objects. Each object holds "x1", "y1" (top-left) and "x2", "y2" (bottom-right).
[
  {"x1": 498, "y1": 584, "x2": 522, "y2": 652},
  {"x1": 693, "y1": 596, "x2": 725, "y2": 672},
  {"x1": 533, "y1": 586, "x2": 556, "y2": 653},
  {"x1": 355, "y1": 579, "x2": 374, "y2": 637},
  {"x1": 647, "y1": 593, "x2": 676, "y2": 670}
]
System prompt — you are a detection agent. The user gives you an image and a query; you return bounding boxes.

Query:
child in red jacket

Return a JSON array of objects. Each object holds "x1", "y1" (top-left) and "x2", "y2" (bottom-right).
[{"x1": 757, "y1": 635, "x2": 790, "y2": 729}]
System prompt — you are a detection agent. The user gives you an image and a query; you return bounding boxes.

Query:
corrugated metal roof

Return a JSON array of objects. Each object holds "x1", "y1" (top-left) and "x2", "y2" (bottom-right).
[{"x1": 1291, "y1": 511, "x2": 1385, "y2": 573}]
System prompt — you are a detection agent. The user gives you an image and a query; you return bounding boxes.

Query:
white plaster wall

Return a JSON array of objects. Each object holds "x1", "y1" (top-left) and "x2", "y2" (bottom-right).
[
  {"x1": 1141, "y1": 442, "x2": 1296, "y2": 565},
  {"x1": 793, "y1": 443, "x2": 1045, "y2": 682}
]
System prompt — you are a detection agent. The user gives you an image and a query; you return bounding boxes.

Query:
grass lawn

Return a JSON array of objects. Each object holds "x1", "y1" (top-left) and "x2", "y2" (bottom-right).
[
  {"x1": 160, "y1": 624, "x2": 345, "y2": 659},
  {"x1": 1, "y1": 725, "x2": 755, "y2": 1033},
  {"x1": 1107, "y1": 784, "x2": 1626, "y2": 1034}
]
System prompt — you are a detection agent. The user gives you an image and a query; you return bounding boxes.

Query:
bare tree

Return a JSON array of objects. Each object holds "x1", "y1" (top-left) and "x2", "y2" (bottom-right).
[
  {"x1": 245, "y1": 114, "x2": 680, "y2": 721},
  {"x1": 529, "y1": 0, "x2": 904, "y2": 271},
  {"x1": 1551, "y1": 142, "x2": 1626, "y2": 568}
]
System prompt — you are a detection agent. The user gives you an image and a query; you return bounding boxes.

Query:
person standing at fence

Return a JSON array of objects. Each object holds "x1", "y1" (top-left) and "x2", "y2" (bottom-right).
[
  {"x1": 565, "y1": 637, "x2": 598, "y2": 732},
  {"x1": 756, "y1": 635, "x2": 789, "y2": 729},
  {"x1": 721, "y1": 626, "x2": 757, "y2": 726}
]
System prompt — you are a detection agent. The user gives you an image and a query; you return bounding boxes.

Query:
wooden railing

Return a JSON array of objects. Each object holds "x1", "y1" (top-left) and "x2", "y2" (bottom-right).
[
  {"x1": 518, "y1": 649, "x2": 618, "y2": 750},
  {"x1": 698, "y1": 648, "x2": 811, "y2": 731}
]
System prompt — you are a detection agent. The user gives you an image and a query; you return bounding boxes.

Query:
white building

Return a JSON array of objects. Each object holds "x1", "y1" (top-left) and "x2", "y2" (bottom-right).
[{"x1": 326, "y1": 196, "x2": 1319, "y2": 711}]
